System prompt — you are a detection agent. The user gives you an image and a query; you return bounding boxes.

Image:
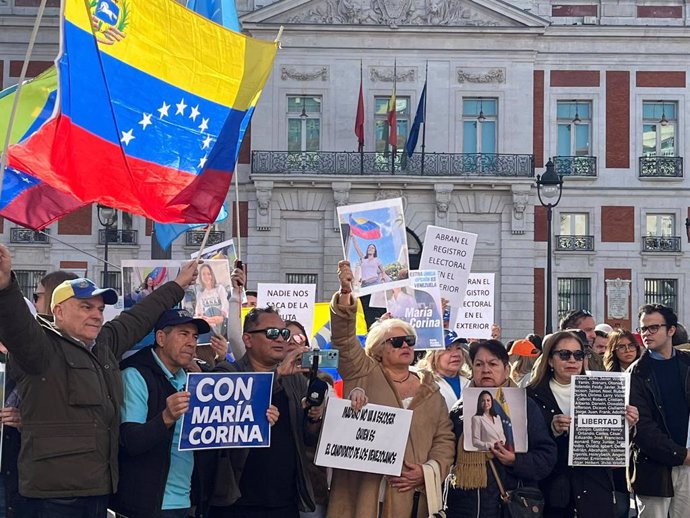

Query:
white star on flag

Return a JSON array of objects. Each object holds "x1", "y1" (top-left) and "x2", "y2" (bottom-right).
[
  {"x1": 157, "y1": 102, "x2": 170, "y2": 119},
  {"x1": 201, "y1": 135, "x2": 213, "y2": 149},
  {"x1": 120, "y1": 129, "x2": 136, "y2": 146},
  {"x1": 20, "y1": 175, "x2": 32, "y2": 184},
  {"x1": 198, "y1": 156, "x2": 207, "y2": 168},
  {"x1": 138, "y1": 113, "x2": 152, "y2": 130},
  {"x1": 189, "y1": 105, "x2": 201, "y2": 121},
  {"x1": 175, "y1": 99, "x2": 187, "y2": 116},
  {"x1": 198, "y1": 117, "x2": 209, "y2": 132}
]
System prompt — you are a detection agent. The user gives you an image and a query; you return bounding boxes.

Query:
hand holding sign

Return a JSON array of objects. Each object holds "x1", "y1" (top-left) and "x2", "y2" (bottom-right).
[
  {"x1": 625, "y1": 405, "x2": 639, "y2": 427},
  {"x1": 175, "y1": 260, "x2": 200, "y2": 289},
  {"x1": 266, "y1": 404, "x2": 279, "y2": 426},
  {"x1": 491, "y1": 441, "x2": 516, "y2": 466},
  {"x1": 552, "y1": 414, "x2": 572, "y2": 435},
  {"x1": 389, "y1": 461, "x2": 423, "y2": 492},
  {"x1": 163, "y1": 391, "x2": 191, "y2": 427}
]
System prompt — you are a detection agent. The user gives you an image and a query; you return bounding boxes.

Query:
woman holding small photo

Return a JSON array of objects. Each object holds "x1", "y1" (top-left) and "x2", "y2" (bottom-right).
[{"x1": 327, "y1": 261, "x2": 454, "y2": 518}]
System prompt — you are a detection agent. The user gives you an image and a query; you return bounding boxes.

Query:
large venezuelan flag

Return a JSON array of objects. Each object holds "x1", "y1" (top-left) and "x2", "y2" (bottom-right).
[
  {"x1": 0, "y1": 68, "x2": 86, "y2": 228},
  {"x1": 7, "y1": 0, "x2": 277, "y2": 224}
]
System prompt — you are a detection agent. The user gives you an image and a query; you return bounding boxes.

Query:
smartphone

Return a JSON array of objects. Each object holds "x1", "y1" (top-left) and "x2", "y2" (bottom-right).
[{"x1": 301, "y1": 349, "x2": 339, "y2": 369}]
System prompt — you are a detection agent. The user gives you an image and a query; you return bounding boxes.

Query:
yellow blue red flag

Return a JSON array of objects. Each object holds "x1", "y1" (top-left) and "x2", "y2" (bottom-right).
[{"x1": 7, "y1": 0, "x2": 277, "y2": 224}]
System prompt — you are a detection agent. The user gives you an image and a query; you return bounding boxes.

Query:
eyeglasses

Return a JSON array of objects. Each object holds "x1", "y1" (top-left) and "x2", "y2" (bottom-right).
[
  {"x1": 551, "y1": 349, "x2": 586, "y2": 362},
  {"x1": 288, "y1": 333, "x2": 307, "y2": 345},
  {"x1": 636, "y1": 324, "x2": 667, "y2": 335},
  {"x1": 615, "y1": 342, "x2": 639, "y2": 352},
  {"x1": 385, "y1": 335, "x2": 416, "y2": 348},
  {"x1": 245, "y1": 327, "x2": 291, "y2": 341},
  {"x1": 32, "y1": 292, "x2": 45, "y2": 303}
]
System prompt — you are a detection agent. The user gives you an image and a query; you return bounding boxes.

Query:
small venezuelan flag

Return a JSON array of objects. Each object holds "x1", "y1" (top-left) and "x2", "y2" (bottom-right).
[
  {"x1": 348, "y1": 214, "x2": 382, "y2": 240},
  {"x1": 7, "y1": 0, "x2": 277, "y2": 224}
]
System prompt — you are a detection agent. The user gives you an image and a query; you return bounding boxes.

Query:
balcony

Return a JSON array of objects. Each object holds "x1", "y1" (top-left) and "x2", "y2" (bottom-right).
[
  {"x1": 639, "y1": 156, "x2": 683, "y2": 178},
  {"x1": 553, "y1": 156, "x2": 597, "y2": 177},
  {"x1": 251, "y1": 151, "x2": 534, "y2": 177},
  {"x1": 186, "y1": 230, "x2": 225, "y2": 247},
  {"x1": 10, "y1": 227, "x2": 49, "y2": 244},
  {"x1": 556, "y1": 235, "x2": 594, "y2": 251},
  {"x1": 642, "y1": 235, "x2": 681, "y2": 252},
  {"x1": 98, "y1": 229, "x2": 138, "y2": 245}
]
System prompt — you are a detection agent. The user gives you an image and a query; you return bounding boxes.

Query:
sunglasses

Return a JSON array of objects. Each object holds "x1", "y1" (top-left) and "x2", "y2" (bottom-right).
[
  {"x1": 385, "y1": 335, "x2": 416, "y2": 348},
  {"x1": 551, "y1": 349, "x2": 586, "y2": 362},
  {"x1": 246, "y1": 327, "x2": 291, "y2": 341},
  {"x1": 615, "y1": 342, "x2": 639, "y2": 353}
]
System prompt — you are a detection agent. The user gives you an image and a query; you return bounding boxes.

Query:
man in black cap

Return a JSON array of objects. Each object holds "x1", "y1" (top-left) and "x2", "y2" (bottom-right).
[{"x1": 112, "y1": 309, "x2": 211, "y2": 518}]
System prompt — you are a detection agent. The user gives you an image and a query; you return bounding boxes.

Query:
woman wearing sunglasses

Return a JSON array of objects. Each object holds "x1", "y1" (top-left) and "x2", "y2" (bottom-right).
[
  {"x1": 445, "y1": 340, "x2": 556, "y2": 518},
  {"x1": 527, "y1": 331, "x2": 639, "y2": 517},
  {"x1": 327, "y1": 261, "x2": 455, "y2": 518}
]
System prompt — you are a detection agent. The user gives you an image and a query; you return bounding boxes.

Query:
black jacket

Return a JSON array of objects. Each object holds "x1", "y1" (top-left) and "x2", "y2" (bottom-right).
[
  {"x1": 628, "y1": 349, "x2": 690, "y2": 497},
  {"x1": 527, "y1": 382, "x2": 615, "y2": 517},
  {"x1": 110, "y1": 346, "x2": 181, "y2": 517}
]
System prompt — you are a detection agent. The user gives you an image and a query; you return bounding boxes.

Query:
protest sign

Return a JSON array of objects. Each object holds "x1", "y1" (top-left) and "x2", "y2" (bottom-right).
[
  {"x1": 385, "y1": 270, "x2": 444, "y2": 349},
  {"x1": 122, "y1": 260, "x2": 180, "y2": 309},
  {"x1": 180, "y1": 372, "x2": 273, "y2": 451},
  {"x1": 569, "y1": 372, "x2": 629, "y2": 467},
  {"x1": 257, "y1": 283, "x2": 316, "y2": 338},
  {"x1": 463, "y1": 387, "x2": 528, "y2": 453},
  {"x1": 337, "y1": 198, "x2": 410, "y2": 296},
  {"x1": 191, "y1": 238, "x2": 237, "y2": 264},
  {"x1": 454, "y1": 273, "x2": 495, "y2": 339},
  {"x1": 315, "y1": 399, "x2": 412, "y2": 476},
  {"x1": 194, "y1": 260, "x2": 232, "y2": 342}
]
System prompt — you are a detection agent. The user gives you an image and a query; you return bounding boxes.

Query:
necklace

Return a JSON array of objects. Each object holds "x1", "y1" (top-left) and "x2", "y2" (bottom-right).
[{"x1": 391, "y1": 371, "x2": 411, "y2": 383}]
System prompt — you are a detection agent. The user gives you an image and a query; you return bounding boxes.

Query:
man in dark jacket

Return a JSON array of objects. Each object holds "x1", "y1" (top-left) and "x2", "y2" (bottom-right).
[
  {"x1": 203, "y1": 306, "x2": 323, "y2": 518},
  {"x1": 112, "y1": 309, "x2": 211, "y2": 518},
  {"x1": 0, "y1": 244, "x2": 198, "y2": 518},
  {"x1": 630, "y1": 303, "x2": 690, "y2": 517}
]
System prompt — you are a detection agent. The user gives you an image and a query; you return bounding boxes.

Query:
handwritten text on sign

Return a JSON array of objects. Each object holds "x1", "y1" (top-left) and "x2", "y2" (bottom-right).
[
  {"x1": 179, "y1": 372, "x2": 273, "y2": 451},
  {"x1": 315, "y1": 399, "x2": 412, "y2": 476}
]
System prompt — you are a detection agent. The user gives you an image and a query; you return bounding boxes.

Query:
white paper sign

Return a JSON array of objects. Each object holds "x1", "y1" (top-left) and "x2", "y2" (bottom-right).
[
  {"x1": 454, "y1": 273, "x2": 495, "y2": 339},
  {"x1": 257, "y1": 283, "x2": 316, "y2": 338},
  {"x1": 315, "y1": 399, "x2": 412, "y2": 476}
]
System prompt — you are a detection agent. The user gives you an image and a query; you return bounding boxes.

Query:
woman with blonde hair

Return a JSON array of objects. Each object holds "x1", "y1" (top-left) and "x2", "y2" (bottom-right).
[{"x1": 327, "y1": 261, "x2": 455, "y2": 518}]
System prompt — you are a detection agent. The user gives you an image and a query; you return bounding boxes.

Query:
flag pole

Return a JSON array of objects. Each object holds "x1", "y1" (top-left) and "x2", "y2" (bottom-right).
[
  {"x1": 390, "y1": 59, "x2": 397, "y2": 175},
  {"x1": 0, "y1": 0, "x2": 49, "y2": 190},
  {"x1": 421, "y1": 61, "x2": 428, "y2": 175},
  {"x1": 359, "y1": 60, "x2": 364, "y2": 175}
]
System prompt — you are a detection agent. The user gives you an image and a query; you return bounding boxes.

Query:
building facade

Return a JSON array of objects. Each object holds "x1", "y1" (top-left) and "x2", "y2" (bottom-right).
[{"x1": 2, "y1": 0, "x2": 690, "y2": 338}]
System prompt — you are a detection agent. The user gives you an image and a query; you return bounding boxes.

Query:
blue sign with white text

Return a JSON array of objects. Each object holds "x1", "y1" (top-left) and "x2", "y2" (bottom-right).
[{"x1": 179, "y1": 372, "x2": 273, "y2": 451}]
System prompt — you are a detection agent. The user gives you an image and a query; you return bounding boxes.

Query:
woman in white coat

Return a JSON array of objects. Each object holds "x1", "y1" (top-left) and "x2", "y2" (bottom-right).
[{"x1": 471, "y1": 390, "x2": 506, "y2": 450}]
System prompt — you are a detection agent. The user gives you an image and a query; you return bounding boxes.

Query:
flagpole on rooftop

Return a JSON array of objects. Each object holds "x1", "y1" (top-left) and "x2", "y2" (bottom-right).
[
  {"x1": 359, "y1": 60, "x2": 364, "y2": 175},
  {"x1": 0, "y1": 0, "x2": 48, "y2": 189},
  {"x1": 390, "y1": 59, "x2": 397, "y2": 175},
  {"x1": 421, "y1": 61, "x2": 428, "y2": 175}
]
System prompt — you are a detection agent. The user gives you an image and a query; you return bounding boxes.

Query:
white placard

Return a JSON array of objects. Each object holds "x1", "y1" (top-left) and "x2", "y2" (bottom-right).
[
  {"x1": 569, "y1": 372, "x2": 629, "y2": 467},
  {"x1": 419, "y1": 226, "x2": 477, "y2": 327},
  {"x1": 257, "y1": 283, "x2": 316, "y2": 338},
  {"x1": 315, "y1": 399, "x2": 412, "y2": 476},
  {"x1": 337, "y1": 198, "x2": 410, "y2": 296},
  {"x1": 454, "y1": 273, "x2": 495, "y2": 339}
]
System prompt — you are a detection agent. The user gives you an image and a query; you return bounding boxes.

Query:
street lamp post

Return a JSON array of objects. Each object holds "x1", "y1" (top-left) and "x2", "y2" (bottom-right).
[
  {"x1": 536, "y1": 159, "x2": 564, "y2": 335},
  {"x1": 97, "y1": 204, "x2": 116, "y2": 288}
]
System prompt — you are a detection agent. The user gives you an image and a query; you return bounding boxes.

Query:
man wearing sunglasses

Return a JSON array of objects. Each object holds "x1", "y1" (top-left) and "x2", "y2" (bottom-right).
[
  {"x1": 630, "y1": 304, "x2": 690, "y2": 518},
  {"x1": 201, "y1": 306, "x2": 321, "y2": 518}
]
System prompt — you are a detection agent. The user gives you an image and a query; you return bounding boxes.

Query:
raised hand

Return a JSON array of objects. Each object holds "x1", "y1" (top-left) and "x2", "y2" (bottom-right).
[{"x1": 175, "y1": 261, "x2": 200, "y2": 289}]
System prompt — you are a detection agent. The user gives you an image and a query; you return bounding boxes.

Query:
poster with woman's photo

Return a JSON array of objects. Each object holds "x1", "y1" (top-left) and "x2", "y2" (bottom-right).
[
  {"x1": 385, "y1": 270, "x2": 444, "y2": 350},
  {"x1": 463, "y1": 387, "x2": 528, "y2": 453},
  {"x1": 122, "y1": 260, "x2": 180, "y2": 309},
  {"x1": 337, "y1": 198, "x2": 410, "y2": 296},
  {"x1": 188, "y1": 259, "x2": 232, "y2": 342}
]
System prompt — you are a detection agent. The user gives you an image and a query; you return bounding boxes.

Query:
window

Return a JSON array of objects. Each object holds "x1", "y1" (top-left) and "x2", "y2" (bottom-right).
[
  {"x1": 557, "y1": 101, "x2": 591, "y2": 156},
  {"x1": 644, "y1": 278, "x2": 677, "y2": 312},
  {"x1": 286, "y1": 273, "x2": 318, "y2": 289},
  {"x1": 645, "y1": 214, "x2": 674, "y2": 236},
  {"x1": 559, "y1": 213, "x2": 589, "y2": 235},
  {"x1": 557, "y1": 278, "x2": 591, "y2": 320},
  {"x1": 462, "y1": 98, "x2": 497, "y2": 153},
  {"x1": 287, "y1": 96, "x2": 321, "y2": 152},
  {"x1": 15, "y1": 270, "x2": 47, "y2": 302},
  {"x1": 101, "y1": 271, "x2": 122, "y2": 294},
  {"x1": 374, "y1": 96, "x2": 409, "y2": 152},
  {"x1": 643, "y1": 101, "x2": 677, "y2": 157}
]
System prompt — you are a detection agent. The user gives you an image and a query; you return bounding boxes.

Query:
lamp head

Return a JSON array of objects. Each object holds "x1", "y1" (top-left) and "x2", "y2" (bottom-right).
[{"x1": 536, "y1": 160, "x2": 563, "y2": 200}]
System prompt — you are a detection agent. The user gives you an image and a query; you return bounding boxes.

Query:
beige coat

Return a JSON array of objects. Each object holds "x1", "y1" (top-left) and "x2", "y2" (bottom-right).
[{"x1": 327, "y1": 293, "x2": 456, "y2": 518}]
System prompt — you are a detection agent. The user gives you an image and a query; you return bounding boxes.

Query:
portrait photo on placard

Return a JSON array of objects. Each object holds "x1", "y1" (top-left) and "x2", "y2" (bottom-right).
[
  {"x1": 191, "y1": 259, "x2": 232, "y2": 340},
  {"x1": 122, "y1": 260, "x2": 178, "y2": 309},
  {"x1": 463, "y1": 387, "x2": 528, "y2": 453}
]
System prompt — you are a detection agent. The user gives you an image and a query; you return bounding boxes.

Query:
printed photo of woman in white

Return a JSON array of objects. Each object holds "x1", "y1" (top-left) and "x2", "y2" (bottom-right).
[
  {"x1": 194, "y1": 262, "x2": 229, "y2": 336},
  {"x1": 471, "y1": 390, "x2": 506, "y2": 450}
]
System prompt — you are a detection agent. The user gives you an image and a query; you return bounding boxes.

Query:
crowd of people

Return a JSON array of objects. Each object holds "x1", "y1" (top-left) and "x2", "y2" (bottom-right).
[{"x1": 0, "y1": 246, "x2": 688, "y2": 518}]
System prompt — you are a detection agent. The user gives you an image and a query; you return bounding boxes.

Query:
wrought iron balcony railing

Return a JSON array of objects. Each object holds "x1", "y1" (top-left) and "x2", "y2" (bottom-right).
[
  {"x1": 642, "y1": 235, "x2": 681, "y2": 252},
  {"x1": 553, "y1": 156, "x2": 597, "y2": 177},
  {"x1": 639, "y1": 156, "x2": 683, "y2": 178},
  {"x1": 556, "y1": 235, "x2": 594, "y2": 251},
  {"x1": 251, "y1": 151, "x2": 534, "y2": 177},
  {"x1": 98, "y1": 229, "x2": 138, "y2": 245},
  {"x1": 10, "y1": 227, "x2": 49, "y2": 244},
  {"x1": 186, "y1": 230, "x2": 225, "y2": 247}
]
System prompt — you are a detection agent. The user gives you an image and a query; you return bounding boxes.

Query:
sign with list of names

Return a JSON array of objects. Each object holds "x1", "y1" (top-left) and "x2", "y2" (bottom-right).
[{"x1": 568, "y1": 373, "x2": 629, "y2": 467}]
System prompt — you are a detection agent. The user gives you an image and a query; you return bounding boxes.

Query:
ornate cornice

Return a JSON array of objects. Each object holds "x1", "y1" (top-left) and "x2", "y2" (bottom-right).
[
  {"x1": 457, "y1": 68, "x2": 506, "y2": 84},
  {"x1": 280, "y1": 65, "x2": 329, "y2": 81}
]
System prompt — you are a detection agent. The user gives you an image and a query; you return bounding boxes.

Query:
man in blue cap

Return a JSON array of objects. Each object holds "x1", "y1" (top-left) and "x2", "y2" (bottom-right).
[{"x1": 0, "y1": 243, "x2": 198, "y2": 518}]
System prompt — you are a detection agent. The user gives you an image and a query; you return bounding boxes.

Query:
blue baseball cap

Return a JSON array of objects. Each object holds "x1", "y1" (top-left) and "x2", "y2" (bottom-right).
[
  {"x1": 51, "y1": 278, "x2": 118, "y2": 311},
  {"x1": 444, "y1": 329, "x2": 468, "y2": 348},
  {"x1": 154, "y1": 309, "x2": 210, "y2": 334}
]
